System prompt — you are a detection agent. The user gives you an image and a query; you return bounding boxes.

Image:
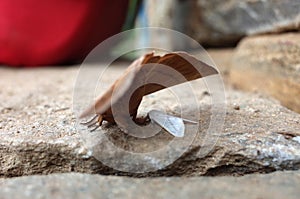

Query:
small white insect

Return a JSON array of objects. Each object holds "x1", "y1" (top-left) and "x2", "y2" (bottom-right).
[{"x1": 148, "y1": 110, "x2": 197, "y2": 137}]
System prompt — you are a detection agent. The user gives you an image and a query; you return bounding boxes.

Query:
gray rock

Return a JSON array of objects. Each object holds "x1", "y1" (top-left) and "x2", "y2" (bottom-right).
[
  {"x1": 231, "y1": 33, "x2": 300, "y2": 113},
  {"x1": 0, "y1": 63, "x2": 300, "y2": 177},
  {"x1": 0, "y1": 171, "x2": 300, "y2": 199},
  {"x1": 145, "y1": 0, "x2": 300, "y2": 46}
]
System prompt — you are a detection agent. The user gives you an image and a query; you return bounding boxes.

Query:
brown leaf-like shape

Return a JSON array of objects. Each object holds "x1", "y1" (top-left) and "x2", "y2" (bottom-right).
[{"x1": 80, "y1": 51, "x2": 218, "y2": 129}]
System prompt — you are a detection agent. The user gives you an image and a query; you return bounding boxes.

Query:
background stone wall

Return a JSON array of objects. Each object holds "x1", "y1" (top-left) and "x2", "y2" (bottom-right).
[{"x1": 146, "y1": 0, "x2": 300, "y2": 46}]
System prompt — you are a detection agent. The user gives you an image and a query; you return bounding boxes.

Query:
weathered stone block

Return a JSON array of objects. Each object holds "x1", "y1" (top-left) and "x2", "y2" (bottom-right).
[{"x1": 231, "y1": 33, "x2": 300, "y2": 113}]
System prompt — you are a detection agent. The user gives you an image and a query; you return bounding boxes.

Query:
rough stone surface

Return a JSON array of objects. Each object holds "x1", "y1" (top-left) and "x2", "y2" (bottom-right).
[
  {"x1": 231, "y1": 33, "x2": 300, "y2": 113},
  {"x1": 0, "y1": 57, "x2": 300, "y2": 177},
  {"x1": 145, "y1": 0, "x2": 300, "y2": 46},
  {"x1": 202, "y1": 48, "x2": 234, "y2": 81},
  {"x1": 0, "y1": 171, "x2": 300, "y2": 199},
  {"x1": 189, "y1": 0, "x2": 300, "y2": 46}
]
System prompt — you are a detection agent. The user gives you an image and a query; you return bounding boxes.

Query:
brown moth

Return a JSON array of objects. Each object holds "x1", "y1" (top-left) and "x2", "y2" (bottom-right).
[{"x1": 80, "y1": 51, "x2": 218, "y2": 131}]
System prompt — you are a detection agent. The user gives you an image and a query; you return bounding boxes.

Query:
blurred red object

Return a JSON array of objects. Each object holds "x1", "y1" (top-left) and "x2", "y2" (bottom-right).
[{"x1": 0, "y1": 0, "x2": 129, "y2": 67}]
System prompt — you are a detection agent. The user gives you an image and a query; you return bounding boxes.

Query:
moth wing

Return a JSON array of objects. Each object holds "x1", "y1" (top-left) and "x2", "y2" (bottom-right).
[
  {"x1": 149, "y1": 110, "x2": 185, "y2": 137},
  {"x1": 174, "y1": 51, "x2": 218, "y2": 78},
  {"x1": 139, "y1": 52, "x2": 219, "y2": 96},
  {"x1": 79, "y1": 55, "x2": 146, "y2": 118}
]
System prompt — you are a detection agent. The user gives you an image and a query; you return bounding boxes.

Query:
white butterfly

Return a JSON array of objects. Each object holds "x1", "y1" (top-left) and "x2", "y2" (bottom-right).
[{"x1": 148, "y1": 110, "x2": 197, "y2": 137}]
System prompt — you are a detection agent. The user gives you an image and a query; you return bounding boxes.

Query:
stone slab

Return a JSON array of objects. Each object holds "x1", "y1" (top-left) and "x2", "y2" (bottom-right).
[
  {"x1": 231, "y1": 33, "x2": 300, "y2": 113},
  {"x1": 145, "y1": 0, "x2": 300, "y2": 46},
  {"x1": 0, "y1": 171, "x2": 299, "y2": 199},
  {"x1": 0, "y1": 62, "x2": 300, "y2": 177}
]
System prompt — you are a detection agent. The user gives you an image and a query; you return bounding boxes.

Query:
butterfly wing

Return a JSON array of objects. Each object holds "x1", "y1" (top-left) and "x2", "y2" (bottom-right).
[{"x1": 148, "y1": 110, "x2": 185, "y2": 137}]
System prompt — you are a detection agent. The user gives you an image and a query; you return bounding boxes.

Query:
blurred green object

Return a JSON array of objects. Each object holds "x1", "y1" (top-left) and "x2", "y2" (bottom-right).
[
  {"x1": 122, "y1": 0, "x2": 140, "y2": 30},
  {"x1": 114, "y1": 0, "x2": 149, "y2": 60}
]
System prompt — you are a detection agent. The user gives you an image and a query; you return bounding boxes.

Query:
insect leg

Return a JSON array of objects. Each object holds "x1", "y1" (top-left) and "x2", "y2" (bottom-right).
[
  {"x1": 87, "y1": 121, "x2": 98, "y2": 128},
  {"x1": 88, "y1": 115, "x2": 104, "y2": 132},
  {"x1": 182, "y1": 118, "x2": 198, "y2": 124},
  {"x1": 80, "y1": 115, "x2": 98, "y2": 125},
  {"x1": 90, "y1": 125, "x2": 101, "y2": 132}
]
